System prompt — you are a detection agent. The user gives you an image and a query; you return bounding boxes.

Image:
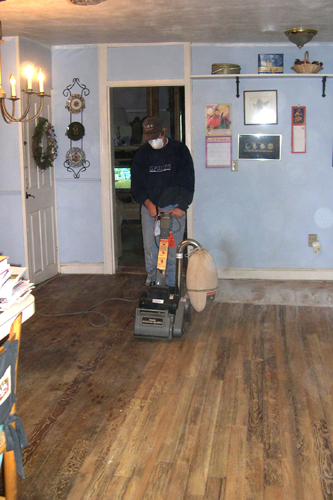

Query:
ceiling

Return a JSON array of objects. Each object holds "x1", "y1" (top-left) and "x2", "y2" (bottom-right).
[{"x1": 0, "y1": 0, "x2": 333, "y2": 47}]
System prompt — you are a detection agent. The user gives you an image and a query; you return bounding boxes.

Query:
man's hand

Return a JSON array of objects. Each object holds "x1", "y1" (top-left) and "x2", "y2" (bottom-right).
[
  {"x1": 170, "y1": 207, "x2": 185, "y2": 219},
  {"x1": 144, "y1": 199, "x2": 157, "y2": 217}
]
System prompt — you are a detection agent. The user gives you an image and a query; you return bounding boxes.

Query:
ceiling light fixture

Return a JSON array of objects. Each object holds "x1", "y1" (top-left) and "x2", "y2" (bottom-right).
[
  {"x1": 69, "y1": 0, "x2": 106, "y2": 5},
  {"x1": 284, "y1": 28, "x2": 318, "y2": 49},
  {"x1": 0, "y1": 21, "x2": 46, "y2": 123}
]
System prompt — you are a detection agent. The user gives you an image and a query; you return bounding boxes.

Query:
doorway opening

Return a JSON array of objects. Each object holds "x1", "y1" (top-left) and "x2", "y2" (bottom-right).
[{"x1": 111, "y1": 86, "x2": 185, "y2": 272}]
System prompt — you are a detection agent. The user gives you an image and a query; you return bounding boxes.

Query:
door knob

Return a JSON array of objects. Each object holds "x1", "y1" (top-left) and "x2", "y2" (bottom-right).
[{"x1": 26, "y1": 192, "x2": 35, "y2": 199}]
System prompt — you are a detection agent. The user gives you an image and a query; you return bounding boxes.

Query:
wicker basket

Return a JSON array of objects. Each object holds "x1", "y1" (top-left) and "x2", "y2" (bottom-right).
[{"x1": 291, "y1": 51, "x2": 323, "y2": 74}]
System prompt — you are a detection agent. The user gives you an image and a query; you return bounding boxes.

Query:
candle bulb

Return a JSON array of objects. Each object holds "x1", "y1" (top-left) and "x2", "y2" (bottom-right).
[
  {"x1": 25, "y1": 65, "x2": 33, "y2": 91},
  {"x1": 37, "y1": 69, "x2": 44, "y2": 93},
  {"x1": 9, "y1": 74, "x2": 16, "y2": 98}
]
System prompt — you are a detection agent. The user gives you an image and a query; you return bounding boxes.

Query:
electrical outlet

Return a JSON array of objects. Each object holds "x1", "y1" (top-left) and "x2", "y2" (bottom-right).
[
  {"x1": 312, "y1": 241, "x2": 322, "y2": 253},
  {"x1": 308, "y1": 234, "x2": 317, "y2": 247},
  {"x1": 231, "y1": 160, "x2": 238, "y2": 172}
]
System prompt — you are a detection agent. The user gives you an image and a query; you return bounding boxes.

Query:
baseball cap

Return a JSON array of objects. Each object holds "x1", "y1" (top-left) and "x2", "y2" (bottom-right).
[{"x1": 142, "y1": 116, "x2": 163, "y2": 142}]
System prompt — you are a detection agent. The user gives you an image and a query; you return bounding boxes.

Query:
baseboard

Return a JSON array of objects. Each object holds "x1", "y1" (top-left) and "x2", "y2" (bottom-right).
[
  {"x1": 218, "y1": 268, "x2": 333, "y2": 281},
  {"x1": 60, "y1": 264, "x2": 333, "y2": 281},
  {"x1": 60, "y1": 263, "x2": 104, "y2": 274}
]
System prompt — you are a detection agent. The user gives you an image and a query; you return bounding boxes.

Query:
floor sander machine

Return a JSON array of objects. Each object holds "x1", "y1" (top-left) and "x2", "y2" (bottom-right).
[{"x1": 134, "y1": 212, "x2": 201, "y2": 340}]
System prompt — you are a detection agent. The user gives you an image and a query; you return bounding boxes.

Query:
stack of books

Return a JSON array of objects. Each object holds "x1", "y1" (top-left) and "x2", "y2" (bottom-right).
[{"x1": 0, "y1": 256, "x2": 35, "y2": 311}]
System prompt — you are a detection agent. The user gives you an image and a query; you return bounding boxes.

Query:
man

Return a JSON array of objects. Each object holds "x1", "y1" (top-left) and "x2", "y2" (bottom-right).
[{"x1": 131, "y1": 116, "x2": 195, "y2": 288}]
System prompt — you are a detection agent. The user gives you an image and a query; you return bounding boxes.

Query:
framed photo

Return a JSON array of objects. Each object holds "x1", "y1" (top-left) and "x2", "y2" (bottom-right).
[
  {"x1": 238, "y1": 134, "x2": 281, "y2": 160},
  {"x1": 258, "y1": 54, "x2": 284, "y2": 74},
  {"x1": 244, "y1": 90, "x2": 278, "y2": 125}
]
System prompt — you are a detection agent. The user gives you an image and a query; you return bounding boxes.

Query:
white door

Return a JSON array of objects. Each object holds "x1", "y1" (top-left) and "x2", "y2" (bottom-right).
[{"x1": 22, "y1": 91, "x2": 59, "y2": 285}]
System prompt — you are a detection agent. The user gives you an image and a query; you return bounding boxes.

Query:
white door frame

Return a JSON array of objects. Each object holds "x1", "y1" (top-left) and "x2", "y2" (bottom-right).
[{"x1": 98, "y1": 43, "x2": 193, "y2": 274}]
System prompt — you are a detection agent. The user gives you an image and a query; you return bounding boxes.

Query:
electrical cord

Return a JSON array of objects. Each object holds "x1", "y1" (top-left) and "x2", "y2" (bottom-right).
[{"x1": 35, "y1": 297, "x2": 139, "y2": 328}]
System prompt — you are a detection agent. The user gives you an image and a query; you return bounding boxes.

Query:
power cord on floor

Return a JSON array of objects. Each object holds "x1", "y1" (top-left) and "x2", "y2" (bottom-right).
[{"x1": 35, "y1": 297, "x2": 139, "y2": 328}]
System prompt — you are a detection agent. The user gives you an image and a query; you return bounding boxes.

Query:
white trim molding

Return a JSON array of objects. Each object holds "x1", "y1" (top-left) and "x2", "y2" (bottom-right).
[
  {"x1": 59, "y1": 264, "x2": 333, "y2": 281},
  {"x1": 218, "y1": 267, "x2": 333, "y2": 281},
  {"x1": 60, "y1": 263, "x2": 104, "y2": 274},
  {"x1": 99, "y1": 44, "x2": 115, "y2": 274}
]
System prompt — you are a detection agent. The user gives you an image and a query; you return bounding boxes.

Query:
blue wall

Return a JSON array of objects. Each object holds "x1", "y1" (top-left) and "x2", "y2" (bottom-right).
[
  {"x1": 2, "y1": 39, "x2": 333, "y2": 274},
  {"x1": 52, "y1": 46, "x2": 103, "y2": 264},
  {"x1": 108, "y1": 45, "x2": 184, "y2": 81},
  {"x1": 192, "y1": 43, "x2": 333, "y2": 270}
]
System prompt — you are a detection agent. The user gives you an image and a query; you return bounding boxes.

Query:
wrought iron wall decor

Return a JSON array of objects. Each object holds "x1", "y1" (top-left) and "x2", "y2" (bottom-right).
[{"x1": 63, "y1": 78, "x2": 90, "y2": 179}]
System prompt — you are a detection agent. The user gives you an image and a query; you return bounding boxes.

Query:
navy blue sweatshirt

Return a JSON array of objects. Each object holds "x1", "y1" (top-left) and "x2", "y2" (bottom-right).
[{"x1": 131, "y1": 138, "x2": 195, "y2": 211}]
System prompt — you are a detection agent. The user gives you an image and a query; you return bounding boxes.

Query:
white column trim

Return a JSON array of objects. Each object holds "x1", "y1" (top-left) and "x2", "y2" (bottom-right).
[
  {"x1": 99, "y1": 44, "x2": 115, "y2": 274},
  {"x1": 183, "y1": 42, "x2": 194, "y2": 239}
]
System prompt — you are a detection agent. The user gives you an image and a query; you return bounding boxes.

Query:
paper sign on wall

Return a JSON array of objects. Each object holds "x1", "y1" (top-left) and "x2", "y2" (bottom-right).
[
  {"x1": 205, "y1": 103, "x2": 232, "y2": 168},
  {"x1": 292, "y1": 106, "x2": 306, "y2": 153},
  {"x1": 206, "y1": 136, "x2": 232, "y2": 168}
]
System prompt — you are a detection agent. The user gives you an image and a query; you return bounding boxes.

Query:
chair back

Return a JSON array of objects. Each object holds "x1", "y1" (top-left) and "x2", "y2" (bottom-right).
[
  {"x1": 0, "y1": 313, "x2": 22, "y2": 500},
  {"x1": 0, "y1": 314, "x2": 22, "y2": 419}
]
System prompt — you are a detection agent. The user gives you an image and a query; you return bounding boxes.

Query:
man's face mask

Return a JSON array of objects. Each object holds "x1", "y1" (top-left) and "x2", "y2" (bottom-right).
[{"x1": 148, "y1": 137, "x2": 164, "y2": 150}]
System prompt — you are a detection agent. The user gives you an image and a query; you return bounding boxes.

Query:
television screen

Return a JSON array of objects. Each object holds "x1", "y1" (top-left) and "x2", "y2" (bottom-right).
[{"x1": 114, "y1": 167, "x2": 131, "y2": 190}]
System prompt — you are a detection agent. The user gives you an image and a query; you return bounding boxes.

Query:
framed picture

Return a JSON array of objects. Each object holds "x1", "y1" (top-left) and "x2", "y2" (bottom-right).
[
  {"x1": 244, "y1": 90, "x2": 278, "y2": 125},
  {"x1": 238, "y1": 134, "x2": 281, "y2": 160},
  {"x1": 258, "y1": 54, "x2": 284, "y2": 74}
]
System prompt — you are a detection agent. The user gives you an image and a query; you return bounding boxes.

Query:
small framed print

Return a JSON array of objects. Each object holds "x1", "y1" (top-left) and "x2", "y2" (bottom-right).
[
  {"x1": 258, "y1": 54, "x2": 284, "y2": 74},
  {"x1": 238, "y1": 134, "x2": 281, "y2": 160},
  {"x1": 244, "y1": 90, "x2": 278, "y2": 125}
]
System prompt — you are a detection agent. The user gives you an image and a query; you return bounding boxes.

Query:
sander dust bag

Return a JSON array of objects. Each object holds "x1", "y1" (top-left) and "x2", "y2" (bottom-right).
[{"x1": 186, "y1": 247, "x2": 218, "y2": 312}]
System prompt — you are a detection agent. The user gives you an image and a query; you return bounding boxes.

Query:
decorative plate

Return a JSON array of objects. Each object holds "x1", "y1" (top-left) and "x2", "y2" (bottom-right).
[
  {"x1": 65, "y1": 147, "x2": 86, "y2": 167},
  {"x1": 65, "y1": 94, "x2": 85, "y2": 114},
  {"x1": 66, "y1": 122, "x2": 85, "y2": 141}
]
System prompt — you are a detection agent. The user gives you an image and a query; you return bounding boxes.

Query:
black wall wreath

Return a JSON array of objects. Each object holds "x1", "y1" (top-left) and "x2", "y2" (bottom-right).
[{"x1": 32, "y1": 118, "x2": 58, "y2": 170}]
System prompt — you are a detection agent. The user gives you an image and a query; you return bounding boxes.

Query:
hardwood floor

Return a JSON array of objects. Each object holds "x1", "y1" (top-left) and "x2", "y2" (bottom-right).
[{"x1": 15, "y1": 274, "x2": 333, "y2": 499}]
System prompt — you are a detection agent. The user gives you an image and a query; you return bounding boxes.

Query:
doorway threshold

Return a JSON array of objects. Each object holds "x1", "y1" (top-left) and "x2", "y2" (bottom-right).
[{"x1": 116, "y1": 266, "x2": 146, "y2": 275}]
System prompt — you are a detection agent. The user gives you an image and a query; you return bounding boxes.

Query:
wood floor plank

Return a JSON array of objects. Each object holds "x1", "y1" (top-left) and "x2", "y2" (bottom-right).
[
  {"x1": 278, "y1": 306, "x2": 323, "y2": 500},
  {"x1": 204, "y1": 477, "x2": 224, "y2": 500},
  {"x1": 262, "y1": 306, "x2": 283, "y2": 489},
  {"x1": 208, "y1": 303, "x2": 254, "y2": 480},
  {"x1": 184, "y1": 304, "x2": 224, "y2": 497},
  {"x1": 157, "y1": 303, "x2": 218, "y2": 464},
  {"x1": 243, "y1": 305, "x2": 265, "y2": 500},
  {"x1": 141, "y1": 462, "x2": 174, "y2": 500},
  {"x1": 311, "y1": 419, "x2": 333, "y2": 500},
  {"x1": 119, "y1": 392, "x2": 178, "y2": 500}
]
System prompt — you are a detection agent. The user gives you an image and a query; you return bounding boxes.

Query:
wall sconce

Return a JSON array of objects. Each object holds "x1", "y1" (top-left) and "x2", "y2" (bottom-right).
[
  {"x1": 284, "y1": 28, "x2": 318, "y2": 49},
  {"x1": 0, "y1": 21, "x2": 46, "y2": 123}
]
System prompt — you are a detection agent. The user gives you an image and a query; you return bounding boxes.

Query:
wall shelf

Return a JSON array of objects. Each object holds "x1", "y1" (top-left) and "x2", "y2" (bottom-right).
[{"x1": 190, "y1": 73, "x2": 333, "y2": 97}]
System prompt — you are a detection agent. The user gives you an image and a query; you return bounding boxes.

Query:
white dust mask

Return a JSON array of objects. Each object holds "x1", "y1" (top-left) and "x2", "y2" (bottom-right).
[{"x1": 149, "y1": 137, "x2": 164, "y2": 150}]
